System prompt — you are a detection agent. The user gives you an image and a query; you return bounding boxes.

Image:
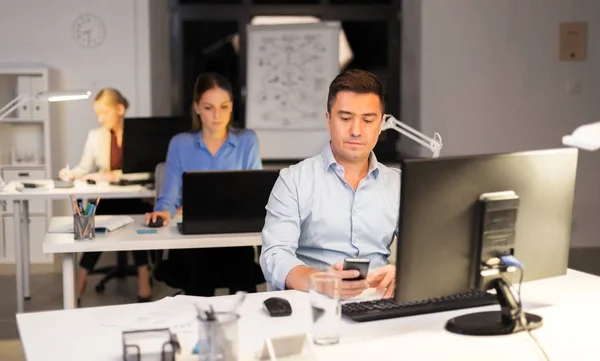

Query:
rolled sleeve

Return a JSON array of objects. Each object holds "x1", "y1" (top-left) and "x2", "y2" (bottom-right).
[{"x1": 260, "y1": 169, "x2": 305, "y2": 290}]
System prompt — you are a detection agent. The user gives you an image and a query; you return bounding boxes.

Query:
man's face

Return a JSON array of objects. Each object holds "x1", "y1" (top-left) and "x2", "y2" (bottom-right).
[{"x1": 326, "y1": 91, "x2": 383, "y2": 164}]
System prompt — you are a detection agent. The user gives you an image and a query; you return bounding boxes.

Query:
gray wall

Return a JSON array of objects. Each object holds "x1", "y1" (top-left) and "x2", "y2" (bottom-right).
[{"x1": 402, "y1": 0, "x2": 600, "y2": 247}]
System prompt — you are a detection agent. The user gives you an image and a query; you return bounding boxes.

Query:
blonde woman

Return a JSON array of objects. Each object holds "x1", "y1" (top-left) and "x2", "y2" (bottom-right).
[{"x1": 59, "y1": 88, "x2": 152, "y2": 303}]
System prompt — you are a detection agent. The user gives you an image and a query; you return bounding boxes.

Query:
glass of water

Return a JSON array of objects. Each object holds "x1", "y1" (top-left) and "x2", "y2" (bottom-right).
[{"x1": 309, "y1": 272, "x2": 341, "y2": 345}]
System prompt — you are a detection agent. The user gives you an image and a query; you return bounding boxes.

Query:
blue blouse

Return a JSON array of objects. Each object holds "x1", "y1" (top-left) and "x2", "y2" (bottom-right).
[{"x1": 155, "y1": 129, "x2": 262, "y2": 217}]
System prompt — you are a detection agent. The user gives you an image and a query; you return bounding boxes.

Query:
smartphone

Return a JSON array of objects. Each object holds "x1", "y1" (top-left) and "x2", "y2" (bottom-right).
[{"x1": 343, "y1": 258, "x2": 370, "y2": 280}]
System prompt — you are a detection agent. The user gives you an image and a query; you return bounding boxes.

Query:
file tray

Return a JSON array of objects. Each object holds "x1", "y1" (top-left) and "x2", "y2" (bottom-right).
[{"x1": 122, "y1": 328, "x2": 180, "y2": 361}]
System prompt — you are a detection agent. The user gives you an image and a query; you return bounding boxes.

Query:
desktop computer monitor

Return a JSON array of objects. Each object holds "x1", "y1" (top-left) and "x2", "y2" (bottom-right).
[
  {"x1": 396, "y1": 148, "x2": 578, "y2": 335},
  {"x1": 121, "y1": 116, "x2": 190, "y2": 175},
  {"x1": 180, "y1": 169, "x2": 280, "y2": 234}
]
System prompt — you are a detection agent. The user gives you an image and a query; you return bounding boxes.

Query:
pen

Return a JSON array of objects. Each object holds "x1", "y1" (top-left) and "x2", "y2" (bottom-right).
[
  {"x1": 84, "y1": 203, "x2": 91, "y2": 215},
  {"x1": 71, "y1": 195, "x2": 81, "y2": 216},
  {"x1": 93, "y1": 197, "x2": 101, "y2": 215},
  {"x1": 87, "y1": 204, "x2": 95, "y2": 216}
]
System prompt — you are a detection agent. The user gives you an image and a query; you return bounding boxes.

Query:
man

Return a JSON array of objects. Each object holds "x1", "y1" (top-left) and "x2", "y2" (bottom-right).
[{"x1": 260, "y1": 69, "x2": 400, "y2": 299}]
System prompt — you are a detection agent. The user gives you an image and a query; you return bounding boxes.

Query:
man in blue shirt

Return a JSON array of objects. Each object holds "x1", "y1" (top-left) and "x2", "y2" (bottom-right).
[{"x1": 260, "y1": 69, "x2": 399, "y2": 299}]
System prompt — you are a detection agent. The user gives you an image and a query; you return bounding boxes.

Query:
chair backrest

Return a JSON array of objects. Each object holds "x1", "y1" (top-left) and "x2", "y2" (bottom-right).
[
  {"x1": 152, "y1": 162, "x2": 168, "y2": 282},
  {"x1": 154, "y1": 162, "x2": 166, "y2": 200}
]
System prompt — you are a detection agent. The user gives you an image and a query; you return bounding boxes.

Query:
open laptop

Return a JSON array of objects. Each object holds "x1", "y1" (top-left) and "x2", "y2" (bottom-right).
[{"x1": 178, "y1": 169, "x2": 281, "y2": 235}]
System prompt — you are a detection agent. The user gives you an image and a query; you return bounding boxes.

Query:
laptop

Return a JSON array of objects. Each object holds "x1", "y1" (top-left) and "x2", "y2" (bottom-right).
[{"x1": 179, "y1": 169, "x2": 281, "y2": 235}]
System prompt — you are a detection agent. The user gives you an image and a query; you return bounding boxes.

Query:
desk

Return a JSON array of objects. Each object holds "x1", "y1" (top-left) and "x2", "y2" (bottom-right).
[
  {"x1": 0, "y1": 179, "x2": 155, "y2": 313},
  {"x1": 45, "y1": 214, "x2": 262, "y2": 309},
  {"x1": 16, "y1": 269, "x2": 600, "y2": 361}
]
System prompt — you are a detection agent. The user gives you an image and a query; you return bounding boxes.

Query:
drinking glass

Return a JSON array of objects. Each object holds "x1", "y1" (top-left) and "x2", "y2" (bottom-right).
[{"x1": 309, "y1": 272, "x2": 341, "y2": 345}]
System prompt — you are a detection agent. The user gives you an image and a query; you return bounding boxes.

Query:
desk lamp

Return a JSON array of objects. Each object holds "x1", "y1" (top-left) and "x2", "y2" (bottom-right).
[
  {"x1": 0, "y1": 90, "x2": 91, "y2": 120},
  {"x1": 382, "y1": 114, "x2": 443, "y2": 158},
  {"x1": 562, "y1": 121, "x2": 600, "y2": 150}
]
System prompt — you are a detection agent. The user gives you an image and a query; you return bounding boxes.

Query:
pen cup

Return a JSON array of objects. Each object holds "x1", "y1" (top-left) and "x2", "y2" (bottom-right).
[
  {"x1": 197, "y1": 311, "x2": 239, "y2": 361},
  {"x1": 74, "y1": 215, "x2": 95, "y2": 240}
]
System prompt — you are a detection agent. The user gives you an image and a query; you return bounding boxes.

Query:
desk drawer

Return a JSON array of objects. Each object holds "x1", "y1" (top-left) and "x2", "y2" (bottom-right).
[
  {"x1": 2, "y1": 169, "x2": 46, "y2": 182},
  {"x1": 2, "y1": 168, "x2": 47, "y2": 214}
]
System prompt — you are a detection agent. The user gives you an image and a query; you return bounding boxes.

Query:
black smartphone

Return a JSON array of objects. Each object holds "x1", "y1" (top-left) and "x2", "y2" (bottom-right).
[
  {"x1": 343, "y1": 258, "x2": 370, "y2": 280},
  {"x1": 21, "y1": 182, "x2": 39, "y2": 188}
]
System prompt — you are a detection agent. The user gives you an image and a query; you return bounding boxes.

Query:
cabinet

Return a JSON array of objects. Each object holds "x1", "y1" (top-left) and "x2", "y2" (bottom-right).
[{"x1": 0, "y1": 66, "x2": 53, "y2": 264}]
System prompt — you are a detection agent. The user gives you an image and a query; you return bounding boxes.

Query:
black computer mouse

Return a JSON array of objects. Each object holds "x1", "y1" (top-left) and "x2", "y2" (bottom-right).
[
  {"x1": 147, "y1": 216, "x2": 164, "y2": 228},
  {"x1": 263, "y1": 297, "x2": 292, "y2": 317}
]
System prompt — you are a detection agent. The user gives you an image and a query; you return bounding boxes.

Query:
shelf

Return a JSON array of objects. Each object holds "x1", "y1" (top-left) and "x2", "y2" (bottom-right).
[
  {"x1": 0, "y1": 164, "x2": 45, "y2": 170},
  {"x1": 0, "y1": 118, "x2": 45, "y2": 123}
]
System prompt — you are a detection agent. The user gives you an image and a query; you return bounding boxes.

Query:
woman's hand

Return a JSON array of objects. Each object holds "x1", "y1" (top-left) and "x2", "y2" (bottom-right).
[
  {"x1": 58, "y1": 168, "x2": 73, "y2": 181},
  {"x1": 144, "y1": 211, "x2": 171, "y2": 226},
  {"x1": 82, "y1": 172, "x2": 118, "y2": 182}
]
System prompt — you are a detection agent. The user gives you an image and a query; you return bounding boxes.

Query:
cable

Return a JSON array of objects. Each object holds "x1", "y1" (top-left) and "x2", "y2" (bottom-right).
[{"x1": 504, "y1": 256, "x2": 551, "y2": 361}]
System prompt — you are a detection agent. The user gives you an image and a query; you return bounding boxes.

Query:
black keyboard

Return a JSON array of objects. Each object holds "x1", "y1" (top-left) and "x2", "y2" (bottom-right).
[{"x1": 341, "y1": 290, "x2": 498, "y2": 322}]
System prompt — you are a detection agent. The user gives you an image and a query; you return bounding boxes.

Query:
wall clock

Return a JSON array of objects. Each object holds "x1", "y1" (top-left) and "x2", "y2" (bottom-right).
[{"x1": 72, "y1": 13, "x2": 106, "y2": 49}]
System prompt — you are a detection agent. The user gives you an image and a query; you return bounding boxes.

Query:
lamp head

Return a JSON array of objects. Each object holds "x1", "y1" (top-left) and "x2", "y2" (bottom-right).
[{"x1": 37, "y1": 90, "x2": 91, "y2": 102}]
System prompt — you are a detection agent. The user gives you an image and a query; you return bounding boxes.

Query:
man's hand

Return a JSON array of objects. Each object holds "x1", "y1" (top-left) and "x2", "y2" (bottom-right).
[
  {"x1": 328, "y1": 262, "x2": 369, "y2": 299},
  {"x1": 367, "y1": 264, "x2": 396, "y2": 299}
]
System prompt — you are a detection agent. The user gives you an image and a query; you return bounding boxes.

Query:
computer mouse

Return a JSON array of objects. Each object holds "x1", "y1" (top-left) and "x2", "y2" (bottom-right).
[
  {"x1": 147, "y1": 216, "x2": 164, "y2": 228},
  {"x1": 263, "y1": 297, "x2": 292, "y2": 317},
  {"x1": 86, "y1": 179, "x2": 96, "y2": 185}
]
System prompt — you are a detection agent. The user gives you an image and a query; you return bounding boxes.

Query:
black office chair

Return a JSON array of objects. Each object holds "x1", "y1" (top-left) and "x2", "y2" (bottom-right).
[
  {"x1": 84, "y1": 195, "x2": 154, "y2": 294},
  {"x1": 91, "y1": 252, "x2": 138, "y2": 293},
  {"x1": 149, "y1": 162, "x2": 184, "y2": 294}
]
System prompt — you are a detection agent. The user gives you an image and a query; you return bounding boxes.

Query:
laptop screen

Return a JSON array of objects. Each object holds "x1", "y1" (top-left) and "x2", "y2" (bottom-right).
[{"x1": 181, "y1": 170, "x2": 280, "y2": 234}]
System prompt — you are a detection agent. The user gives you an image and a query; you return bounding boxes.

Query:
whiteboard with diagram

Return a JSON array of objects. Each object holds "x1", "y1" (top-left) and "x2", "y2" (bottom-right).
[{"x1": 245, "y1": 22, "x2": 340, "y2": 130}]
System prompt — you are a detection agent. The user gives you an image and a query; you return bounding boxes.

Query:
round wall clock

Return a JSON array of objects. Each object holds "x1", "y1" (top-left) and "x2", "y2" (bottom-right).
[{"x1": 72, "y1": 13, "x2": 106, "y2": 49}]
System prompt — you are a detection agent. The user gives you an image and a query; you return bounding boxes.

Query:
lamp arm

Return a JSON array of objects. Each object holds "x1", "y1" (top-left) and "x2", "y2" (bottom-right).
[
  {"x1": 382, "y1": 114, "x2": 443, "y2": 158},
  {"x1": 0, "y1": 94, "x2": 29, "y2": 120}
]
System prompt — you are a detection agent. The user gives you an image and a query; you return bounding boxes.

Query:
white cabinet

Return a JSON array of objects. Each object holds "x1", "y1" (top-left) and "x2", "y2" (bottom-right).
[
  {"x1": 0, "y1": 215, "x2": 51, "y2": 264},
  {"x1": 0, "y1": 66, "x2": 54, "y2": 264}
]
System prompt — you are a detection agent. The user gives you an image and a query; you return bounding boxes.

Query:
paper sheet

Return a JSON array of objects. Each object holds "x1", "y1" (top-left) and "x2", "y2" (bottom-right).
[{"x1": 100, "y1": 297, "x2": 199, "y2": 334}]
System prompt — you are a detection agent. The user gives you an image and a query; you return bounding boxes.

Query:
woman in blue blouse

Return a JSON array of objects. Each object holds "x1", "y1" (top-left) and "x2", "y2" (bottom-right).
[{"x1": 145, "y1": 72, "x2": 263, "y2": 296}]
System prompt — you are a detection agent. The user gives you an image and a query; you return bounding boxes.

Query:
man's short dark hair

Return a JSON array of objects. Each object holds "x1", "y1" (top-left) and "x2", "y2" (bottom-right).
[{"x1": 326, "y1": 69, "x2": 385, "y2": 113}]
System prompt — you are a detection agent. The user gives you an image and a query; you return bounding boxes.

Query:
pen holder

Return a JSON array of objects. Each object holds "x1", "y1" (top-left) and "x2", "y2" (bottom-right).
[
  {"x1": 74, "y1": 214, "x2": 95, "y2": 240},
  {"x1": 197, "y1": 312, "x2": 239, "y2": 361}
]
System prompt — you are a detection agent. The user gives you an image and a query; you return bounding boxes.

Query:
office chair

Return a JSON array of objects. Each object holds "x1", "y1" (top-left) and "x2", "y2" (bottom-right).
[
  {"x1": 91, "y1": 252, "x2": 138, "y2": 293},
  {"x1": 87, "y1": 192, "x2": 154, "y2": 293},
  {"x1": 150, "y1": 162, "x2": 184, "y2": 294}
]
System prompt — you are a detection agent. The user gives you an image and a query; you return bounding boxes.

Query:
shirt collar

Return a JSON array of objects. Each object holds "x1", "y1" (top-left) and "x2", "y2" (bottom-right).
[
  {"x1": 195, "y1": 131, "x2": 239, "y2": 149},
  {"x1": 321, "y1": 143, "x2": 380, "y2": 178}
]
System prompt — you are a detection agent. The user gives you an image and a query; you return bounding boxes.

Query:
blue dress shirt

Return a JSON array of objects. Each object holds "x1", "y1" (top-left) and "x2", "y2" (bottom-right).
[
  {"x1": 155, "y1": 129, "x2": 262, "y2": 217},
  {"x1": 260, "y1": 144, "x2": 400, "y2": 291}
]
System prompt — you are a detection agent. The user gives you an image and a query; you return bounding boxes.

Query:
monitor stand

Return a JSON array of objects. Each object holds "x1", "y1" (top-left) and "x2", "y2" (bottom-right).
[{"x1": 445, "y1": 277, "x2": 542, "y2": 336}]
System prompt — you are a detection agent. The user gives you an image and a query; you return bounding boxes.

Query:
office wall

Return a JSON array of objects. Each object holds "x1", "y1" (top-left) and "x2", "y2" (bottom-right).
[
  {"x1": 403, "y1": 0, "x2": 600, "y2": 247},
  {"x1": 0, "y1": 0, "x2": 169, "y2": 175}
]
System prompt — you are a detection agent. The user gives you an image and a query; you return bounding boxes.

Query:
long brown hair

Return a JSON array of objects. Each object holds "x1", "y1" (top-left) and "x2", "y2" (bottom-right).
[{"x1": 191, "y1": 73, "x2": 234, "y2": 132}]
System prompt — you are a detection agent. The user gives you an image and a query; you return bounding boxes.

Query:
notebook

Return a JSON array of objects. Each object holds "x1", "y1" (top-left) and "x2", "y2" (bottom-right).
[{"x1": 49, "y1": 216, "x2": 135, "y2": 234}]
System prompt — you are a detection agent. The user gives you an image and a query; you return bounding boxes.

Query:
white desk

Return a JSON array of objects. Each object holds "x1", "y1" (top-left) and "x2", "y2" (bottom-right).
[
  {"x1": 45, "y1": 214, "x2": 262, "y2": 309},
  {"x1": 0, "y1": 179, "x2": 155, "y2": 313},
  {"x1": 16, "y1": 269, "x2": 600, "y2": 361}
]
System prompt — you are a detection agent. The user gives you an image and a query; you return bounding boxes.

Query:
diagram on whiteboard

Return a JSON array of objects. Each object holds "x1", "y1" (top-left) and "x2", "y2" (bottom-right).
[{"x1": 246, "y1": 22, "x2": 340, "y2": 130}]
